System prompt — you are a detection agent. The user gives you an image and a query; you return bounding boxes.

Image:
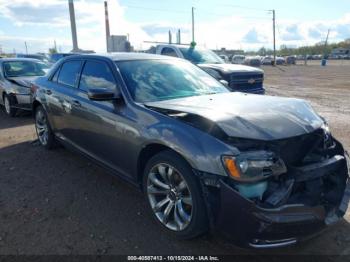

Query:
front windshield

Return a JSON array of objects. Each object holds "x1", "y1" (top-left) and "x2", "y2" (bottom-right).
[
  {"x1": 179, "y1": 47, "x2": 224, "y2": 64},
  {"x1": 3, "y1": 61, "x2": 49, "y2": 77},
  {"x1": 117, "y1": 59, "x2": 229, "y2": 103}
]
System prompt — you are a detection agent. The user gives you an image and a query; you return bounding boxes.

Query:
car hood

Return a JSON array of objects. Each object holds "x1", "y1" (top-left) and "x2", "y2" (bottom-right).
[
  {"x1": 6, "y1": 76, "x2": 39, "y2": 88},
  {"x1": 198, "y1": 63, "x2": 263, "y2": 74},
  {"x1": 145, "y1": 92, "x2": 324, "y2": 141}
]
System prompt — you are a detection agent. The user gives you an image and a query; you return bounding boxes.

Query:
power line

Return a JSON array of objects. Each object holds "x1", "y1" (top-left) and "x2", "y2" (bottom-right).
[
  {"x1": 125, "y1": 5, "x2": 188, "y2": 14},
  {"x1": 220, "y1": 4, "x2": 270, "y2": 12},
  {"x1": 126, "y1": 5, "x2": 270, "y2": 20},
  {"x1": 196, "y1": 10, "x2": 270, "y2": 20}
]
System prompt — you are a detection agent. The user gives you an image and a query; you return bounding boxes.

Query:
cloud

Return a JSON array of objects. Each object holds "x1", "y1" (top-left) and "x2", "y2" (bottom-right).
[
  {"x1": 308, "y1": 28, "x2": 323, "y2": 39},
  {"x1": 0, "y1": 0, "x2": 151, "y2": 53},
  {"x1": 281, "y1": 24, "x2": 303, "y2": 41},
  {"x1": 142, "y1": 23, "x2": 189, "y2": 36},
  {"x1": 4, "y1": 3, "x2": 67, "y2": 27},
  {"x1": 243, "y1": 29, "x2": 267, "y2": 43},
  {"x1": 0, "y1": 0, "x2": 349, "y2": 53},
  {"x1": 335, "y1": 24, "x2": 350, "y2": 40}
]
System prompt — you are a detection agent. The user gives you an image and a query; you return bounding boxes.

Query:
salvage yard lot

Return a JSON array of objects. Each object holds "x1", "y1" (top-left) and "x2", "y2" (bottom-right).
[{"x1": 0, "y1": 62, "x2": 350, "y2": 256}]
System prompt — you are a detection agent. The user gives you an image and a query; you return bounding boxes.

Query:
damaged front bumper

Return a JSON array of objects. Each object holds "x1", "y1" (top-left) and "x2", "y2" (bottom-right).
[
  {"x1": 214, "y1": 179, "x2": 350, "y2": 248},
  {"x1": 201, "y1": 147, "x2": 350, "y2": 248}
]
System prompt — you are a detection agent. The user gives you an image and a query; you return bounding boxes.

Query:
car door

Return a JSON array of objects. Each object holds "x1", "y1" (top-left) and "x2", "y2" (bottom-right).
[
  {"x1": 0, "y1": 62, "x2": 5, "y2": 105},
  {"x1": 44, "y1": 59, "x2": 83, "y2": 140},
  {"x1": 66, "y1": 59, "x2": 135, "y2": 177}
]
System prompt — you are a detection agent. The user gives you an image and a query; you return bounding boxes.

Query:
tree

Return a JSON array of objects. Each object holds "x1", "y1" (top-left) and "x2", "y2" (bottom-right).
[
  {"x1": 48, "y1": 47, "x2": 57, "y2": 54},
  {"x1": 257, "y1": 47, "x2": 266, "y2": 56}
]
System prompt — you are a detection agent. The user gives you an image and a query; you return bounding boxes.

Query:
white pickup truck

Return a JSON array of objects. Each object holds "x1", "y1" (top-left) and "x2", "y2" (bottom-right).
[{"x1": 155, "y1": 44, "x2": 265, "y2": 94}]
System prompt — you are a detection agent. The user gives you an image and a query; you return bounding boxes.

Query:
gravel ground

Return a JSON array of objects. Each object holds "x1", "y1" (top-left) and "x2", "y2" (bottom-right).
[{"x1": 0, "y1": 62, "x2": 350, "y2": 256}]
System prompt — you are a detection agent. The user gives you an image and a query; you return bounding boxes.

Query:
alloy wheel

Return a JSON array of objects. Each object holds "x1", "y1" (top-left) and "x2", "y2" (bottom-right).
[
  {"x1": 147, "y1": 163, "x2": 193, "y2": 231},
  {"x1": 35, "y1": 109, "x2": 49, "y2": 146}
]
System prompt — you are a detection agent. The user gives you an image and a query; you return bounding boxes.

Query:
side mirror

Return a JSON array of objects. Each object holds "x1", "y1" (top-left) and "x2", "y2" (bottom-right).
[
  {"x1": 87, "y1": 88, "x2": 120, "y2": 101},
  {"x1": 219, "y1": 80, "x2": 229, "y2": 87}
]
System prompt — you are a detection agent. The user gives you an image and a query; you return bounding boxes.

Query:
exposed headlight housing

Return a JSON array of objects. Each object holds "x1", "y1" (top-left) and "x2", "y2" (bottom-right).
[
  {"x1": 321, "y1": 121, "x2": 334, "y2": 148},
  {"x1": 222, "y1": 151, "x2": 287, "y2": 183},
  {"x1": 321, "y1": 121, "x2": 331, "y2": 136}
]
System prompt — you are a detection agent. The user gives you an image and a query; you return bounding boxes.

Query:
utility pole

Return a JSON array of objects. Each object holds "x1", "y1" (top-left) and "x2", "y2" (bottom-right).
[
  {"x1": 191, "y1": 7, "x2": 195, "y2": 44},
  {"x1": 272, "y1": 9, "x2": 276, "y2": 66},
  {"x1": 54, "y1": 40, "x2": 57, "y2": 51},
  {"x1": 68, "y1": 0, "x2": 79, "y2": 52},
  {"x1": 104, "y1": 1, "x2": 110, "y2": 52},
  {"x1": 24, "y1": 41, "x2": 28, "y2": 54},
  {"x1": 324, "y1": 29, "x2": 330, "y2": 52}
]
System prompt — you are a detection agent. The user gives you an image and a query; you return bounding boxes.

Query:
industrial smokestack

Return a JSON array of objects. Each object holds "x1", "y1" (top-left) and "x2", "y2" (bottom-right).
[
  {"x1": 168, "y1": 30, "x2": 172, "y2": 44},
  {"x1": 68, "y1": 0, "x2": 79, "y2": 52},
  {"x1": 104, "y1": 1, "x2": 110, "y2": 52},
  {"x1": 177, "y1": 29, "x2": 181, "y2": 44}
]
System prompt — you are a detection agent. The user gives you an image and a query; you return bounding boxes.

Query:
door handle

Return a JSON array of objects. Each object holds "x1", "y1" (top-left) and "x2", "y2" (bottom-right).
[
  {"x1": 72, "y1": 100, "x2": 81, "y2": 107},
  {"x1": 45, "y1": 89, "x2": 52, "y2": 95}
]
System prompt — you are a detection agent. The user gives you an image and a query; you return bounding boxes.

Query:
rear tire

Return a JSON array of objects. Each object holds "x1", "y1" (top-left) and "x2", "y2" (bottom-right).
[
  {"x1": 143, "y1": 150, "x2": 209, "y2": 239},
  {"x1": 3, "y1": 94, "x2": 17, "y2": 117},
  {"x1": 34, "y1": 105, "x2": 55, "y2": 149}
]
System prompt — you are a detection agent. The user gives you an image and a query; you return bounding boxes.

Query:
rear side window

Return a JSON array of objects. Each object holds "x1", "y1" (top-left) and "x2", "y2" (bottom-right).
[
  {"x1": 161, "y1": 47, "x2": 178, "y2": 57},
  {"x1": 79, "y1": 61, "x2": 116, "y2": 92},
  {"x1": 57, "y1": 60, "x2": 81, "y2": 87},
  {"x1": 51, "y1": 67, "x2": 60, "y2": 82}
]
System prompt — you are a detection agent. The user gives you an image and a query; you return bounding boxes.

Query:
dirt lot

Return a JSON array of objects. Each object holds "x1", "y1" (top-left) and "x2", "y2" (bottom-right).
[{"x1": 0, "y1": 61, "x2": 350, "y2": 256}]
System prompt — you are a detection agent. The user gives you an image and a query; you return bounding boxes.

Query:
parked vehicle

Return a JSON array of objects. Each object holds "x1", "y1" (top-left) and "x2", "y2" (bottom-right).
[
  {"x1": 218, "y1": 54, "x2": 229, "y2": 63},
  {"x1": 155, "y1": 44, "x2": 265, "y2": 94},
  {"x1": 274, "y1": 57, "x2": 285, "y2": 65},
  {"x1": 244, "y1": 56, "x2": 262, "y2": 67},
  {"x1": 296, "y1": 55, "x2": 306, "y2": 60},
  {"x1": 16, "y1": 54, "x2": 50, "y2": 64},
  {"x1": 285, "y1": 56, "x2": 296, "y2": 65},
  {"x1": 0, "y1": 58, "x2": 49, "y2": 116},
  {"x1": 231, "y1": 55, "x2": 245, "y2": 64},
  {"x1": 32, "y1": 53, "x2": 350, "y2": 248},
  {"x1": 261, "y1": 56, "x2": 273, "y2": 65},
  {"x1": 329, "y1": 54, "x2": 340, "y2": 60},
  {"x1": 49, "y1": 53, "x2": 78, "y2": 64}
]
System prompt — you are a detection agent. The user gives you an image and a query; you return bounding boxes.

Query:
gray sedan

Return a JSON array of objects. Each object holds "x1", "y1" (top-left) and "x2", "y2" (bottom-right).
[
  {"x1": 31, "y1": 53, "x2": 349, "y2": 248},
  {"x1": 0, "y1": 58, "x2": 49, "y2": 116}
]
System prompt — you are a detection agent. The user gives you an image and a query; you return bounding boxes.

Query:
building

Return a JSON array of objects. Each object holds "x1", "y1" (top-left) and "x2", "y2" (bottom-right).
[
  {"x1": 331, "y1": 47, "x2": 350, "y2": 56},
  {"x1": 107, "y1": 35, "x2": 133, "y2": 52}
]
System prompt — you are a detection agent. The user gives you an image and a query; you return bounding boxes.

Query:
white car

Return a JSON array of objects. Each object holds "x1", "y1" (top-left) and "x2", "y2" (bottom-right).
[{"x1": 231, "y1": 55, "x2": 245, "y2": 64}]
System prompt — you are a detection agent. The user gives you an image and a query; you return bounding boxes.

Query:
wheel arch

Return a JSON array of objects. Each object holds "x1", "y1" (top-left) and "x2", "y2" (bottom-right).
[
  {"x1": 136, "y1": 143, "x2": 194, "y2": 190},
  {"x1": 32, "y1": 100, "x2": 42, "y2": 111}
]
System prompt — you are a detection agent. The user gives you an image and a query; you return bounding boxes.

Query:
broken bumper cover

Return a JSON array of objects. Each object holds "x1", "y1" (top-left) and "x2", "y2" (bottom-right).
[
  {"x1": 213, "y1": 180, "x2": 350, "y2": 248},
  {"x1": 208, "y1": 153, "x2": 350, "y2": 249}
]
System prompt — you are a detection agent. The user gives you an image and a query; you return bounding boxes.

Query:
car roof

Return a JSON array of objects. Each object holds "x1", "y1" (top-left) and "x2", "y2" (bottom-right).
[
  {"x1": 16, "y1": 54, "x2": 44, "y2": 56},
  {"x1": 66, "y1": 52, "x2": 179, "y2": 62},
  {"x1": 51, "y1": 53, "x2": 77, "y2": 55},
  {"x1": 0, "y1": 58, "x2": 45, "y2": 62}
]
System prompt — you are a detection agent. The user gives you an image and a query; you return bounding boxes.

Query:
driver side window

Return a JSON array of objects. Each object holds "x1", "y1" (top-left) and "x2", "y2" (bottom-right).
[{"x1": 79, "y1": 61, "x2": 116, "y2": 92}]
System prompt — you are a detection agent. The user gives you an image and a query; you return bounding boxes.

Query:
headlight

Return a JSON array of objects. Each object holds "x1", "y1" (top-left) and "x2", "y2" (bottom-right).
[
  {"x1": 321, "y1": 121, "x2": 330, "y2": 135},
  {"x1": 321, "y1": 121, "x2": 334, "y2": 148},
  {"x1": 222, "y1": 151, "x2": 286, "y2": 182}
]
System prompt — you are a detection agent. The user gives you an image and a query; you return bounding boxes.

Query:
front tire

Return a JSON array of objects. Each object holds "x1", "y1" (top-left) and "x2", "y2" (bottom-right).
[
  {"x1": 143, "y1": 150, "x2": 209, "y2": 239},
  {"x1": 3, "y1": 94, "x2": 17, "y2": 117},
  {"x1": 35, "y1": 105, "x2": 55, "y2": 149}
]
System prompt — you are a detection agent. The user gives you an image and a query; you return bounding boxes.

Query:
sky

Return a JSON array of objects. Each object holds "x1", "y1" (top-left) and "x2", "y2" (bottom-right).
[{"x1": 0, "y1": 0, "x2": 349, "y2": 53}]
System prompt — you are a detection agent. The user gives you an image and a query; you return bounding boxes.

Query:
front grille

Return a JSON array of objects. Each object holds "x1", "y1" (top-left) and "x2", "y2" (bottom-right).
[{"x1": 229, "y1": 73, "x2": 264, "y2": 91}]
